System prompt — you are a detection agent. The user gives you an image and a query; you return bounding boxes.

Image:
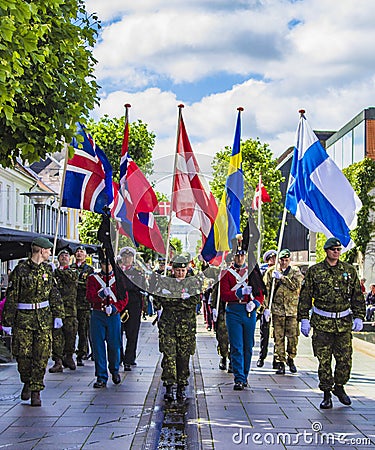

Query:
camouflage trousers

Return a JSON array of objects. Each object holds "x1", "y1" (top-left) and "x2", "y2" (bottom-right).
[
  {"x1": 272, "y1": 315, "x2": 299, "y2": 363},
  {"x1": 76, "y1": 309, "x2": 90, "y2": 358},
  {"x1": 51, "y1": 316, "x2": 78, "y2": 360},
  {"x1": 12, "y1": 326, "x2": 51, "y2": 391},
  {"x1": 312, "y1": 329, "x2": 352, "y2": 391},
  {"x1": 215, "y1": 313, "x2": 229, "y2": 358},
  {"x1": 159, "y1": 334, "x2": 194, "y2": 386}
]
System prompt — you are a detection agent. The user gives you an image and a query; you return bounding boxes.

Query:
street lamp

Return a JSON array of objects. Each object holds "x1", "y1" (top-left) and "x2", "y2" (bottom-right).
[{"x1": 21, "y1": 191, "x2": 57, "y2": 233}]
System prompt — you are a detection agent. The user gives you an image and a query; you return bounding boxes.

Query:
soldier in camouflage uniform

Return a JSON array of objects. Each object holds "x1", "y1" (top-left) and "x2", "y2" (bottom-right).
[
  {"x1": 298, "y1": 237, "x2": 365, "y2": 409},
  {"x1": 49, "y1": 249, "x2": 79, "y2": 373},
  {"x1": 70, "y1": 246, "x2": 94, "y2": 366},
  {"x1": 264, "y1": 249, "x2": 303, "y2": 375},
  {"x1": 2, "y1": 237, "x2": 64, "y2": 406},
  {"x1": 154, "y1": 255, "x2": 202, "y2": 402},
  {"x1": 211, "y1": 281, "x2": 230, "y2": 370}
]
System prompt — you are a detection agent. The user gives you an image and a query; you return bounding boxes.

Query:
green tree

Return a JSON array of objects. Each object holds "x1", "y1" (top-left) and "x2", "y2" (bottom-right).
[
  {"x1": 210, "y1": 138, "x2": 284, "y2": 252},
  {"x1": 87, "y1": 115, "x2": 155, "y2": 180},
  {"x1": 0, "y1": 0, "x2": 99, "y2": 167}
]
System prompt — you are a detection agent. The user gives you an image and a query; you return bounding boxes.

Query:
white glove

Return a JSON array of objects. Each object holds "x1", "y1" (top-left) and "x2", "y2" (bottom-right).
[
  {"x1": 157, "y1": 309, "x2": 163, "y2": 320},
  {"x1": 105, "y1": 305, "x2": 113, "y2": 315},
  {"x1": 212, "y1": 308, "x2": 218, "y2": 322},
  {"x1": 272, "y1": 270, "x2": 282, "y2": 279},
  {"x1": 103, "y1": 286, "x2": 112, "y2": 297},
  {"x1": 54, "y1": 318, "x2": 63, "y2": 329},
  {"x1": 352, "y1": 318, "x2": 363, "y2": 332},
  {"x1": 181, "y1": 292, "x2": 190, "y2": 299},
  {"x1": 301, "y1": 319, "x2": 311, "y2": 337},
  {"x1": 161, "y1": 288, "x2": 171, "y2": 295},
  {"x1": 246, "y1": 301, "x2": 256, "y2": 313},
  {"x1": 2, "y1": 326, "x2": 12, "y2": 335},
  {"x1": 242, "y1": 286, "x2": 253, "y2": 296},
  {"x1": 263, "y1": 308, "x2": 271, "y2": 322}
]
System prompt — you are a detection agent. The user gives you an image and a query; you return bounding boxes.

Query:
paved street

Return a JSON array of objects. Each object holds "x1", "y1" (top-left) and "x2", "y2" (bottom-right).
[{"x1": 0, "y1": 316, "x2": 374, "y2": 449}]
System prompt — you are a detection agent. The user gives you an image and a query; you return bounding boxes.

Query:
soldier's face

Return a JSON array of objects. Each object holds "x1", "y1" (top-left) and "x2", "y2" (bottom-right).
[
  {"x1": 279, "y1": 257, "x2": 290, "y2": 269},
  {"x1": 41, "y1": 247, "x2": 51, "y2": 261},
  {"x1": 268, "y1": 255, "x2": 276, "y2": 266},
  {"x1": 58, "y1": 253, "x2": 70, "y2": 266},
  {"x1": 75, "y1": 249, "x2": 86, "y2": 262},
  {"x1": 234, "y1": 254, "x2": 246, "y2": 266},
  {"x1": 174, "y1": 267, "x2": 187, "y2": 279},
  {"x1": 121, "y1": 254, "x2": 134, "y2": 265}
]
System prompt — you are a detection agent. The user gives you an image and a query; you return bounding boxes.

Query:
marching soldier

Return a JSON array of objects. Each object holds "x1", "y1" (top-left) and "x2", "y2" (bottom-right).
[
  {"x1": 298, "y1": 237, "x2": 365, "y2": 409},
  {"x1": 49, "y1": 249, "x2": 79, "y2": 373},
  {"x1": 155, "y1": 255, "x2": 202, "y2": 402},
  {"x1": 2, "y1": 237, "x2": 64, "y2": 406},
  {"x1": 70, "y1": 245, "x2": 94, "y2": 366}
]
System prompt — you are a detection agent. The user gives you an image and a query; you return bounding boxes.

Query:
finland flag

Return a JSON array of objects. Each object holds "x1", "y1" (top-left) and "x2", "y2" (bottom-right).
[{"x1": 285, "y1": 112, "x2": 362, "y2": 252}]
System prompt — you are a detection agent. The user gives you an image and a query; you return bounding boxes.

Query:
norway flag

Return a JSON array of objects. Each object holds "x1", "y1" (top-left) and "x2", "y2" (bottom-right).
[{"x1": 62, "y1": 123, "x2": 114, "y2": 214}]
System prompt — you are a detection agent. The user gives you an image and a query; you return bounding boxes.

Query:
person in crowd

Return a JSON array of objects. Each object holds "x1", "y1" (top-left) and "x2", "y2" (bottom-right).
[
  {"x1": 49, "y1": 249, "x2": 79, "y2": 373},
  {"x1": 203, "y1": 279, "x2": 214, "y2": 331},
  {"x1": 298, "y1": 237, "x2": 365, "y2": 409},
  {"x1": 86, "y1": 252, "x2": 128, "y2": 388},
  {"x1": 154, "y1": 254, "x2": 202, "y2": 402},
  {"x1": 2, "y1": 237, "x2": 64, "y2": 406},
  {"x1": 365, "y1": 282, "x2": 375, "y2": 321},
  {"x1": 118, "y1": 247, "x2": 144, "y2": 371},
  {"x1": 360, "y1": 278, "x2": 367, "y2": 296},
  {"x1": 71, "y1": 246, "x2": 94, "y2": 366},
  {"x1": 256, "y1": 249, "x2": 277, "y2": 368},
  {"x1": 220, "y1": 239, "x2": 265, "y2": 391},
  {"x1": 264, "y1": 248, "x2": 303, "y2": 375}
]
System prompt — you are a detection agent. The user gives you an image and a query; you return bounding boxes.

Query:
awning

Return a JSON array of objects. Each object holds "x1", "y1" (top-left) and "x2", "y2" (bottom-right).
[{"x1": 0, "y1": 227, "x2": 98, "y2": 261}]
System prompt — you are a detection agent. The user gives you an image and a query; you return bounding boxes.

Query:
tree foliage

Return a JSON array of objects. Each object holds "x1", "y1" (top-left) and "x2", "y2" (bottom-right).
[
  {"x1": 210, "y1": 138, "x2": 284, "y2": 251},
  {"x1": 87, "y1": 115, "x2": 155, "y2": 180},
  {"x1": 0, "y1": 0, "x2": 99, "y2": 167}
]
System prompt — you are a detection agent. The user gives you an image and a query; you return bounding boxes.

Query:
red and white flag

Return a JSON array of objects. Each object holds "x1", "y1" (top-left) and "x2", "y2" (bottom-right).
[
  {"x1": 172, "y1": 109, "x2": 218, "y2": 245},
  {"x1": 251, "y1": 175, "x2": 271, "y2": 210},
  {"x1": 158, "y1": 201, "x2": 171, "y2": 216}
]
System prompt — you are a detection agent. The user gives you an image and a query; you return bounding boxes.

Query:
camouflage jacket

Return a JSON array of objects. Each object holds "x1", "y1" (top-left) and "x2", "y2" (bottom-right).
[
  {"x1": 3, "y1": 259, "x2": 64, "y2": 330},
  {"x1": 264, "y1": 264, "x2": 303, "y2": 316},
  {"x1": 54, "y1": 267, "x2": 79, "y2": 317},
  {"x1": 298, "y1": 259, "x2": 365, "y2": 333},
  {"x1": 70, "y1": 262, "x2": 94, "y2": 311}
]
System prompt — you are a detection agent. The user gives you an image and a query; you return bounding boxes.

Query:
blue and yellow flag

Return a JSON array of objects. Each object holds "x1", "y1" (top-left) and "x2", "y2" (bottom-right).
[{"x1": 202, "y1": 108, "x2": 244, "y2": 261}]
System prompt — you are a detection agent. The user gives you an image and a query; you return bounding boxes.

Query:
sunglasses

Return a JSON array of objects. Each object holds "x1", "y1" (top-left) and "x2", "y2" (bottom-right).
[{"x1": 328, "y1": 247, "x2": 342, "y2": 252}]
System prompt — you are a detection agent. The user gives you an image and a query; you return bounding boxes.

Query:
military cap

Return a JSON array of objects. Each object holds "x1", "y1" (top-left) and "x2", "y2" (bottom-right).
[
  {"x1": 119, "y1": 246, "x2": 136, "y2": 257},
  {"x1": 263, "y1": 250, "x2": 277, "y2": 262},
  {"x1": 323, "y1": 237, "x2": 342, "y2": 250},
  {"x1": 279, "y1": 248, "x2": 291, "y2": 259},
  {"x1": 158, "y1": 255, "x2": 166, "y2": 262},
  {"x1": 171, "y1": 255, "x2": 188, "y2": 268},
  {"x1": 31, "y1": 237, "x2": 53, "y2": 249},
  {"x1": 57, "y1": 249, "x2": 70, "y2": 257},
  {"x1": 74, "y1": 245, "x2": 86, "y2": 253}
]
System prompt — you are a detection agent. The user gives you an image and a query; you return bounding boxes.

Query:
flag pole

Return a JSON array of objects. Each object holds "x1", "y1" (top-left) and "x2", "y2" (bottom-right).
[
  {"x1": 268, "y1": 109, "x2": 304, "y2": 310},
  {"x1": 53, "y1": 138, "x2": 70, "y2": 261},
  {"x1": 256, "y1": 173, "x2": 262, "y2": 263},
  {"x1": 114, "y1": 103, "x2": 131, "y2": 256},
  {"x1": 164, "y1": 104, "x2": 184, "y2": 274}
]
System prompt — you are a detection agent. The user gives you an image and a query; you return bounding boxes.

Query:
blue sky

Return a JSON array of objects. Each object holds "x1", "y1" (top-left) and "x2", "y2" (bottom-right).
[{"x1": 85, "y1": 0, "x2": 375, "y2": 194}]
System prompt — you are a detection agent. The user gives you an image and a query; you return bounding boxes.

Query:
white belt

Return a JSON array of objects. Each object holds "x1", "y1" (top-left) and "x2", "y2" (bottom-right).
[
  {"x1": 313, "y1": 306, "x2": 351, "y2": 319},
  {"x1": 17, "y1": 301, "x2": 50, "y2": 310}
]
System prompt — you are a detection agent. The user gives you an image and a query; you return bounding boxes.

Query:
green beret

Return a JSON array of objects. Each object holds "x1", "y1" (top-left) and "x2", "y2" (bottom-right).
[
  {"x1": 31, "y1": 237, "x2": 53, "y2": 249},
  {"x1": 323, "y1": 237, "x2": 342, "y2": 250},
  {"x1": 172, "y1": 255, "x2": 188, "y2": 268},
  {"x1": 58, "y1": 249, "x2": 70, "y2": 257},
  {"x1": 279, "y1": 248, "x2": 291, "y2": 259}
]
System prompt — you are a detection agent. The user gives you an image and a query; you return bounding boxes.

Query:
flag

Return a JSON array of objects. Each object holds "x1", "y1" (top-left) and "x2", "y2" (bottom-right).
[
  {"x1": 112, "y1": 111, "x2": 166, "y2": 254},
  {"x1": 202, "y1": 108, "x2": 244, "y2": 262},
  {"x1": 252, "y1": 175, "x2": 271, "y2": 210},
  {"x1": 171, "y1": 110, "x2": 218, "y2": 245},
  {"x1": 62, "y1": 123, "x2": 114, "y2": 213},
  {"x1": 158, "y1": 201, "x2": 171, "y2": 216},
  {"x1": 285, "y1": 111, "x2": 362, "y2": 251}
]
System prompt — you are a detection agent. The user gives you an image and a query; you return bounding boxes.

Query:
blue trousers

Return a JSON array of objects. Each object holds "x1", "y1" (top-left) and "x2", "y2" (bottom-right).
[
  {"x1": 90, "y1": 310, "x2": 121, "y2": 383},
  {"x1": 225, "y1": 303, "x2": 257, "y2": 383}
]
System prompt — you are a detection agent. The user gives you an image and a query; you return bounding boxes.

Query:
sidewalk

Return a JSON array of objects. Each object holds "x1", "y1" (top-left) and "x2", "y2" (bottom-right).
[{"x1": 0, "y1": 316, "x2": 374, "y2": 449}]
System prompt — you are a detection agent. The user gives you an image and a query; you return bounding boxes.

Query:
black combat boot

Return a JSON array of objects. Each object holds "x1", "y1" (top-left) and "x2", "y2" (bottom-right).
[
  {"x1": 62, "y1": 354, "x2": 76, "y2": 370},
  {"x1": 332, "y1": 385, "x2": 351, "y2": 405},
  {"x1": 31, "y1": 391, "x2": 41, "y2": 407},
  {"x1": 227, "y1": 361, "x2": 233, "y2": 374},
  {"x1": 287, "y1": 357, "x2": 297, "y2": 373},
  {"x1": 275, "y1": 362, "x2": 285, "y2": 375},
  {"x1": 256, "y1": 358, "x2": 264, "y2": 367},
  {"x1": 76, "y1": 356, "x2": 84, "y2": 367},
  {"x1": 176, "y1": 385, "x2": 186, "y2": 401},
  {"x1": 49, "y1": 359, "x2": 63, "y2": 373},
  {"x1": 219, "y1": 357, "x2": 227, "y2": 370},
  {"x1": 320, "y1": 390, "x2": 333, "y2": 409},
  {"x1": 164, "y1": 385, "x2": 174, "y2": 402},
  {"x1": 21, "y1": 383, "x2": 31, "y2": 401}
]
